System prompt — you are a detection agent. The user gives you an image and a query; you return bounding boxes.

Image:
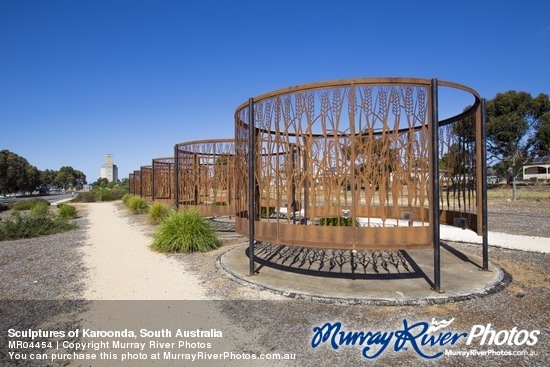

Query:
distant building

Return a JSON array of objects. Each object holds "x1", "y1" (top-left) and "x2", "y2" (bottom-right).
[
  {"x1": 100, "y1": 154, "x2": 119, "y2": 182},
  {"x1": 523, "y1": 156, "x2": 550, "y2": 180}
]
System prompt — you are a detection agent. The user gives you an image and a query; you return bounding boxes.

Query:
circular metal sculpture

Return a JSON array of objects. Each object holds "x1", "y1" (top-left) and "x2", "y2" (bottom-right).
[
  {"x1": 140, "y1": 165, "x2": 153, "y2": 201},
  {"x1": 129, "y1": 172, "x2": 136, "y2": 195},
  {"x1": 175, "y1": 139, "x2": 236, "y2": 216},
  {"x1": 234, "y1": 78, "x2": 486, "y2": 258},
  {"x1": 152, "y1": 157, "x2": 175, "y2": 205}
]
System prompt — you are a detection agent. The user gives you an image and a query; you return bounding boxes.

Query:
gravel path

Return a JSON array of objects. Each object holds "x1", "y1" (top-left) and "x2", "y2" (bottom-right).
[
  {"x1": 81, "y1": 202, "x2": 206, "y2": 300},
  {"x1": 0, "y1": 200, "x2": 548, "y2": 366}
]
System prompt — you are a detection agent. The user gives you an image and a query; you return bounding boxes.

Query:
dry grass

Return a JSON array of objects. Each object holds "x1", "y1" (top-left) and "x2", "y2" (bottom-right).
[{"x1": 487, "y1": 185, "x2": 550, "y2": 201}]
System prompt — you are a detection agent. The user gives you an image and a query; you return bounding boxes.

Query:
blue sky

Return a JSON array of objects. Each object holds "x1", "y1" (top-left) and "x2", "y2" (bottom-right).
[{"x1": 1, "y1": 0, "x2": 549, "y2": 182}]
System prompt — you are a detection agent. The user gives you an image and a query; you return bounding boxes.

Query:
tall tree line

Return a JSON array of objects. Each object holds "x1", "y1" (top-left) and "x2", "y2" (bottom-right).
[{"x1": 0, "y1": 150, "x2": 86, "y2": 195}]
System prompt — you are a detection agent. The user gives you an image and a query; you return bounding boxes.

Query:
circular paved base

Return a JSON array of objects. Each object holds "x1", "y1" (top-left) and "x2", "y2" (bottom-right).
[{"x1": 218, "y1": 243, "x2": 509, "y2": 305}]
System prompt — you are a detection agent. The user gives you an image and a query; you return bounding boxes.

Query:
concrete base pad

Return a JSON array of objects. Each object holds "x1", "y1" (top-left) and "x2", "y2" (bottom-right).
[{"x1": 218, "y1": 243, "x2": 509, "y2": 305}]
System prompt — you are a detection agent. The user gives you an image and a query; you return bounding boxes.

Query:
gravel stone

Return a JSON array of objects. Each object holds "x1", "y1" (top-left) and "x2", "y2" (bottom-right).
[{"x1": 0, "y1": 200, "x2": 548, "y2": 366}]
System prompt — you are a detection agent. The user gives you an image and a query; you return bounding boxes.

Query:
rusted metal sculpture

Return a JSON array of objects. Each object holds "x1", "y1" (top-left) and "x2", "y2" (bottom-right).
[
  {"x1": 129, "y1": 173, "x2": 136, "y2": 195},
  {"x1": 235, "y1": 78, "x2": 487, "y2": 290},
  {"x1": 175, "y1": 139, "x2": 235, "y2": 216},
  {"x1": 132, "y1": 170, "x2": 142, "y2": 197},
  {"x1": 152, "y1": 157, "x2": 174, "y2": 205},
  {"x1": 140, "y1": 165, "x2": 153, "y2": 201}
]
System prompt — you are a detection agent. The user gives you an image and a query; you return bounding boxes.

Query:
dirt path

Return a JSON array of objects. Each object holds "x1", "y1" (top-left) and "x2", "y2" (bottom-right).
[
  {"x1": 81, "y1": 202, "x2": 206, "y2": 300},
  {"x1": 74, "y1": 202, "x2": 286, "y2": 366}
]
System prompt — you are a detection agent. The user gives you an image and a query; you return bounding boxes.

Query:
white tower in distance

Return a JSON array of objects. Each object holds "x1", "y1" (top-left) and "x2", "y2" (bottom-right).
[{"x1": 100, "y1": 153, "x2": 119, "y2": 182}]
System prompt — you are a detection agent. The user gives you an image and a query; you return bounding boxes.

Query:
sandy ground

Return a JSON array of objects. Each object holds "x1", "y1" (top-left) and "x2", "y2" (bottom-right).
[
  {"x1": 82, "y1": 202, "x2": 206, "y2": 300},
  {"x1": 76, "y1": 202, "x2": 288, "y2": 366}
]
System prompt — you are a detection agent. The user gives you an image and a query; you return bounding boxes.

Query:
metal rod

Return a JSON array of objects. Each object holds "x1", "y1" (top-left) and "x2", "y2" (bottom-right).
[
  {"x1": 248, "y1": 97, "x2": 256, "y2": 275},
  {"x1": 140, "y1": 167, "x2": 143, "y2": 199},
  {"x1": 481, "y1": 98, "x2": 489, "y2": 270},
  {"x1": 291, "y1": 145, "x2": 296, "y2": 225},
  {"x1": 151, "y1": 159, "x2": 155, "y2": 202},
  {"x1": 174, "y1": 144, "x2": 179, "y2": 207},
  {"x1": 431, "y1": 78, "x2": 441, "y2": 292}
]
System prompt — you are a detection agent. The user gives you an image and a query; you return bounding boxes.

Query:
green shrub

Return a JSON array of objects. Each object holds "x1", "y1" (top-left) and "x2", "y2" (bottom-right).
[
  {"x1": 260, "y1": 206, "x2": 277, "y2": 218},
  {"x1": 0, "y1": 211, "x2": 76, "y2": 241},
  {"x1": 96, "y1": 190, "x2": 116, "y2": 202},
  {"x1": 72, "y1": 191, "x2": 97, "y2": 203},
  {"x1": 31, "y1": 202, "x2": 50, "y2": 216},
  {"x1": 128, "y1": 196, "x2": 149, "y2": 214},
  {"x1": 316, "y1": 217, "x2": 358, "y2": 226},
  {"x1": 151, "y1": 209, "x2": 221, "y2": 253},
  {"x1": 58, "y1": 204, "x2": 77, "y2": 219},
  {"x1": 73, "y1": 188, "x2": 127, "y2": 203},
  {"x1": 105, "y1": 189, "x2": 126, "y2": 200},
  {"x1": 122, "y1": 194, "x2": 132, "y2": 206},
  {"x1": 148, "y1": 202, "x2": 172, "y2": 225},
  {"x1": 11, "y1": 198, "x2": 50, "y2": 211}
]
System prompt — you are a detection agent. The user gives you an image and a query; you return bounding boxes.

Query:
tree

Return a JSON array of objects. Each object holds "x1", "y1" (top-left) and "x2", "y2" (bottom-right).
[
  {"x1": 40, "y1": 169, "x2": 57, "y2": 187},
  {"x1": 535, "y1": 113, "x2": 550, "y2": 156},
  {"x1": 486, "y1": 91, "x2": 550, "y2": 200},
  {"x1": 93, "y1": 177, "x2": 109, "y2": 188},
  {"x1": 0, "y1": 150, "x2": 41, "y2": 195}
]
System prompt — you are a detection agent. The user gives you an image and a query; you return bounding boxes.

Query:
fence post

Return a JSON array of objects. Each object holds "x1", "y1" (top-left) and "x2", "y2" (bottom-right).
[
  {"x1": 248, "y1": 97, "x2": 256, "y2": 276},
  {"x1": 430, "y1": 78, "x2": 441, "y2": 292}
]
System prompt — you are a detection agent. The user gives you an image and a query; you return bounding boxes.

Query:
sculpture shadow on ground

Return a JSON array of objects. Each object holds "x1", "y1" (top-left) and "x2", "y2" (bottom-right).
[{"x1": 247, "y1": 242, "x2": 436, "y2": 287}]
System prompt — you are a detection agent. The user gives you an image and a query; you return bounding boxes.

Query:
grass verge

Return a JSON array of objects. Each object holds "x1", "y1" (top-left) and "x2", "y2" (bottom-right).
[{"x1": 0, "y1": 211, "x2": 76, "y2": 241}]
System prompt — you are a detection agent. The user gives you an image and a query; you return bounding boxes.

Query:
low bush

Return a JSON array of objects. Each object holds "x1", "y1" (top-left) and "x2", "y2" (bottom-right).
[
  {"x1": 72, "y1": 191, "x2": 97, "y2": 203},
  {"x1": 122, "y1": 194, "x2": 132, "y2": 206},
  {"x1": 73, "y1": 189, "x2": 127, "y2": 203},
  {"x1": 101, "y1": 189, "x2": 126, "y2": 201},
  {"x1": 96, "y1": 190, "x2": 116, "y2": 202},
  {"x1": 0, "y1": 203, "x2": 9, "y2": 212},
  {"x1": 0, "y1": 211, "x2": 76, "y2": 241},
  {"x1": 151, "y1": 209, "x2": 221, "y2": 253},
  {"x1": 315, "y1": 217, "x2": 358, "y2": 226},
  {"x1": 58, "y1": 204, "x2": 77, "y2": 219},
  {"x1": 11, "y1": 198, "x2": 50, "y2": 211},
  {"x1": 127, "y1": 196, "x2": 149, "y2": 214},
  {"x1": 148, "y1": 202, "x2": 172, "y2": 225},
  {"x1": 31, "y1": 201, "x2": 50, "y2": 216}
]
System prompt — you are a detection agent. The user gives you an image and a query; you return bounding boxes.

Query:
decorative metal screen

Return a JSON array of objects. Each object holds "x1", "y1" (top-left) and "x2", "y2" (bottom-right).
[
  {"x1": 152, "y1": 157, "x2": 174, "y2": 204},
  {"x1": 133, "y1": 170, "x2": 142, "y2": 197},
  {"x1": 140, "y1": 165, "x2": 153, "y2": 201},
  {"x1": 175, "y1": 139, "x2": 235, "y2": 216},
  {"x1": 235, "y1": 78, "x2": 484, "y2": 251},
  {"x1": 129, "y1": 173, "x2": 135, "y2": 195}
]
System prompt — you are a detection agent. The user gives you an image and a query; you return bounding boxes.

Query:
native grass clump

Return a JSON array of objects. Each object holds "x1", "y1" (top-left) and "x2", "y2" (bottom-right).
[
  {"x1": 151, "y1": 209, "x2": 221, "y2": 253},
  {"x1": 125, "y1": 196, "x2": 149, "y2": 214},
  {"x1": 57, "y1": 203, "x2": 77, "y2": 220},
  {"x1": 0, "y1": 200, "x2": 76, "y2": 241},
  {"x1": 148, "y1": 202, "x2": 172, "y2": 225},
  {"x1": 10, "y1": 198, "x2": 50, "y2": 211},
  {"x1": 122, "y1": 193, "x2": 132, "y2": 206}
]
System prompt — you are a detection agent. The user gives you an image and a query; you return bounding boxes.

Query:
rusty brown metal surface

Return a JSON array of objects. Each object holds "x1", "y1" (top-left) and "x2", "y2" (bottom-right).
[
  {"x1": 140, "y1": 165, "x2": 153, "y2": 201},
  {"x1": 234, "y1": 78, "x2": 482, "y2": 251},
  {"x1": 129, "y1": 173, "x2": 135, "y2": 195},
  {"x1": 152, "y1": 157, "x2": 174, "y2": 205},
  {"x1": 176, "y1": 139, "x2": 235, "y2": 216},
  {"x1": 133, "y1": 170, "x2": 142, "y2": 197}
]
